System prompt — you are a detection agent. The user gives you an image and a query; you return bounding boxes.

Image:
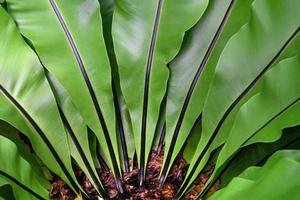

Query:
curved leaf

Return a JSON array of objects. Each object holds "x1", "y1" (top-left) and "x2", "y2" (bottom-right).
[
  {"x1": 0, "y1": 120, "x2": 42, "y2": 172},
  {"x1": 0, "y1": 136, "x2": 49, "y2": 200},
  {"x1": 179, "y1": 0, "x2": 300, "y2": 196},
  {"x1": 46, "y1": 72, "x2": 105, "y2": 196},
  {"x1": 0, "y1": 6, "x2": 78, "y2": 190},
  {"x1": 161, "y1": 0, "x2": 256, "y2": 179},
  {"x1": 112, "y1": 0, "x2": 209, "y2": 182},
  {"x1": 201, "y1": 56, "x2": 300, "y2": 196},
  {"x1": 184, "y1": 55, "x2": 300, "y2": 198},
  {"x1": 219, "y1": 125, "x2": 300, "y2": 188},
  {"x1": 6, "y1": 0, "x2": 123, "y2": 188},
  {"x1": 209, "y1": 150, "x2": 300, "y2": 200},
  {"x1": 99, "y1": 0, "x2": 135, "y2": 172}
]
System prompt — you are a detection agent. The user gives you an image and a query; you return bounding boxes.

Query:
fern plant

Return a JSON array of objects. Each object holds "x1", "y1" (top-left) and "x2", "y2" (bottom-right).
[{"x1": 0, "y1": 0, "x2": 300, "y2": 199}]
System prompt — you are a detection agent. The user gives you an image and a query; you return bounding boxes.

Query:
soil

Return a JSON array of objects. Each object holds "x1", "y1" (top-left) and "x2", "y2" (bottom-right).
[
  {"x1": 49, "y1": 150, "x2": 218, "y2": 200},
  {"x1": 49, "y1": 176, "x2": 76, "y2": 200},
  {"x1": 182, "y1": 167, "x2": 219, "y2": 200}
]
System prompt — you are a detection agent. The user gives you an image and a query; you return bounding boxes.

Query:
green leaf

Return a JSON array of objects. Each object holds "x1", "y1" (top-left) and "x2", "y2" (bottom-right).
[
  {"x1": 46, "y1": 71, "x2": 105, "y2": 196},
  {"x1": 219, "y1": 125, "x2": 300, "y2": 188},
  {"x1": 208, "y1": 56, "x2": 300, "y2": 193},
  {"x1": 186, "y1": 55, "x2": 300, "y2": 198},
  {"x1": 0, "y1": 6, "x2": 78, "y2": 191},
  {"x1": 6, "y1": 0, "x2": 123, "y2": 186},
  {"x1": 195, "y1": 55, "x2": 300, "y2": 197},
  {"x1": 179, "y1": 0, "x2": 300, "y2": 196},
  {"x1": 112, "y1": 0, "x2": 209, "y2": 182},
  {"x1": 99, "y1": 0, "x2": 135, "y2": 172},
  {"x1": 209, "y1": 150, "x2": 300, "y2": 200},
  {"x1": 0, "y1": 135, "x2": 50, "y2": 200},
  {"x1": 0, "y1": 120, "x2": 44, "y2": 175},
  {"x1": 161, "y1": 0, "x2": 255, "y2": 179}
]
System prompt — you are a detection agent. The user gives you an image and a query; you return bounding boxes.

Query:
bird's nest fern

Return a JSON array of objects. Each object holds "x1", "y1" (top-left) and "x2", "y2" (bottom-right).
[{"x1": 0, "y1": 0, "x2": 300, "y2": 199}]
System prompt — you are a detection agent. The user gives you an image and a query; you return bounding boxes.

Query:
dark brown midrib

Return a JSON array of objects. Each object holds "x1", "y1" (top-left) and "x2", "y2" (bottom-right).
[
  {"x1": 49, "y1": 0, "x2": 123, "y2": 193},
  {"x1": 0, "y1": 84, "x2": 79, "y2": 192},
  {"x1": 57, "y1": 106, "x2": 107, "y2": 198},
  {"x1": 99, "y1": 0, "x2": 131, "y2": 173},
  {"x1": 160, "y1": 0, "x2": 236, "y2": 184},
  {"x1": 140, "y1": 0, "x2": 164, "y2": 186},
  {"x1": 44, "y1": 66, "x2": 107, "y2": 197},
  {"x1": 175, "y1": 27, "x2": 300, "y2": 199},
  {"x1": 200, "y1": 98, "x2": 300, "y2": 198},
  {"x1": 0, "y1": 170, "x2": 46, "y2": 200}
]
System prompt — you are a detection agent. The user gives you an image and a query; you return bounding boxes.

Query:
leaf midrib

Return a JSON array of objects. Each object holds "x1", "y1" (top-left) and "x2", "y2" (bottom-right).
[
  {"x1": 176, "y1": 27, "x2": 300, "y2": 198},
  {"x1": 160, "y1": 0, "x2": 236, "y2": 183},
  {"x1": 200, "y1": 98, "x2": 300, "y2": 198},
  {"x1": 48, "y1": 0, "x2": 123, "y2": 191},
  {"x1": 0, "y1": 170, "x2": 45, "y2": 200},
  {"x1": 0, "y1": 84, "x2": 78, "y2": 192},
  {"x1": 139, "y1": 0, "x2": 164, "y2": 186}
]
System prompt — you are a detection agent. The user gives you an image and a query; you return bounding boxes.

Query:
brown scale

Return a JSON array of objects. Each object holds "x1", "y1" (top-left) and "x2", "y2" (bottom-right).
[
  {"x1": 49, "y1": 176, "x2": 76, "y2": 200},
  {"x1": 183, "y1": 166, "x2": 221, "y2": 200},
  {"x1": 49, "y1": 150, "x2": 218, "y2": 200}
]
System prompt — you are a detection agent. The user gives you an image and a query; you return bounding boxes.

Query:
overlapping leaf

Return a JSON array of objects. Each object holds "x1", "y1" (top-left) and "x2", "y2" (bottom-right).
[
  {"x1": 46, "y1": 72, "x2": 105, "y2": 195},
  {"x1": 5, "y1": 0, "x2": 122, "y2": 186},
  {"x1": 209, "y1": 150, "x2": 300, "y2": 200},
  {"x1": 176, "y1": 0, "x2": 300, "y2": 196},
  {"x1": 99, "y1": 0, "x2": 135, "y2": 172},
  {"x1": 200, "y1": 55, "x2": 300, "y2": 197},
  {"x1": 0, "y1": 7, "x2": 78, "y2": 190},
  {"x1": 0, "y1": 136, "x2": 49, "y2": 200},
  {"x1": 162, "y1": 0, "x2": 255, "y2": 178},
  {"x1": 218, "y1": 126, "x2": 300, "y2": 188},
  {"x1": 112, "y1": 0, "x2": 209, "y2": 182}
]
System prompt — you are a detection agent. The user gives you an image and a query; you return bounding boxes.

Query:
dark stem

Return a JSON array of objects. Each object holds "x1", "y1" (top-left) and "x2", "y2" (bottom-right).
[
  {"x1": 175, "y1": 28, "x2": 300, "y2": 198},
  {"x1": 156, "y1": 122, "x2": 166, "y2": 154},
  {"x1": 44, "y1": 69, "x2": 107, "y2": 197},
  {"x1": 140, "y1": 0, "x2": 164, "y2": 186},
  {"x1": 160, "y1": 0, "x2": 235, "y2": 183},
  {"x1": 98, "y1": 0, "x2": 131, "y2": 173},
  {"x1": 57, "y1": 106, "x2": 108, "y2": 198},
  {"x1": 49, "y1": 0, "x2": 124, "y2": 193},
  {"x1": 96, "y1": 141, "x2": 110, "y2": 172},
  {"x1": 0, "y1": 85, "x2": 79, "y2": 192},
  {"x1": 201, "y1": 98, "x2": 300, "y2": 198},
  {"x1": 0, "y1": 171, "x2": 46, "y2": 200}
]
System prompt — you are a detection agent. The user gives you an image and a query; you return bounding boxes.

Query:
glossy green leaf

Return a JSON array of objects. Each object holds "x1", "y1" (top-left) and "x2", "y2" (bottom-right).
[
  {"x1": 99, "y1": 0, "x2": 135, "y2": 172},
  {"x1": 208, "y1": 56, "x2": 300, "y2": 191},
  {"x1": 179, "y1": 0, "x2": 300, "y2": 196},
  {"x1": 0, "y1": 120, "x2": 43, "y2": 173},
  {"x1": 112, "y1": 0, "x2": 209, "y2": 181},
  {"x1": 209, "y1": 150, "x2": 300, "y2": 200},
  {"x1": 46, "y1": 72, "x2": 105, "y2": 195},
  {"x1": 219, "y1": 125, "x2": 300, "y2": 188},
  {"x1": 6, "y1": 0, "x2": 122, "y2": 184},
  {"x1": 162, "y1": 0, "x2": 256, "y2": 179},
  {"x1": 183, "y1": 55, "x2": 300, "y2": 198},
  {"x1": 194, "y1": 56, "x2": 300, "y2": 198},
  {"x1": 0, "y1": 136, "x2": 50, "y2": 200},
  {"x1": 0, "y1": 7, "x2": 78, "y2": 190},
  {"x1": 201, "y1": 0, "x2": 300, "y2": 150}
]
